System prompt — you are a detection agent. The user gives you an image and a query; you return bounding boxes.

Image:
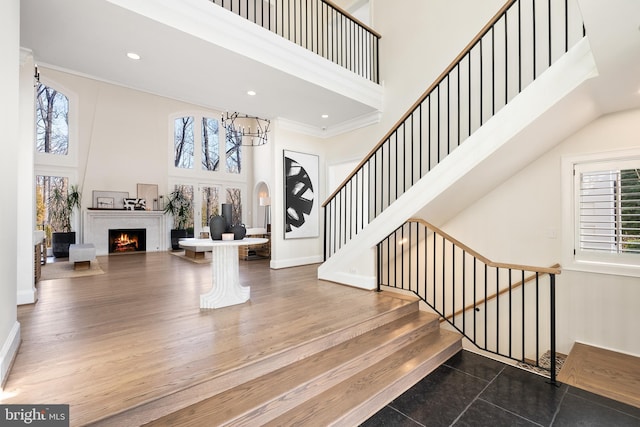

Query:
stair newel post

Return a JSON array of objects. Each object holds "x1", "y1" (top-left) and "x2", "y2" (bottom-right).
[{"x1": 549, "y1": 273, "x2": 558, "y2": 386}]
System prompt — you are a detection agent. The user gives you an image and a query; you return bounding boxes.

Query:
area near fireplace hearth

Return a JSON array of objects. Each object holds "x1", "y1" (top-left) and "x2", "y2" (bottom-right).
[{"x1": 84, "y1": 210, "x2": 167, "y2": 256}]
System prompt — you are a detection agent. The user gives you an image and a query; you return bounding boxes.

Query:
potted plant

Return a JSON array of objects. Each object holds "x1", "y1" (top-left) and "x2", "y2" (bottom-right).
[
  {"x1": 163, "y1": 187, "x2": 193, "y2": 250},
  {"x1": 48, "y1": 184, "x2": 81, "y2": 258}
]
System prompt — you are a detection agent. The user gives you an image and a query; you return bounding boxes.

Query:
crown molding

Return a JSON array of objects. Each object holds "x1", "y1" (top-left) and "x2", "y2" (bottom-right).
[{"x1": 278, "y1": 111, "x2": 381, "y2": 138}]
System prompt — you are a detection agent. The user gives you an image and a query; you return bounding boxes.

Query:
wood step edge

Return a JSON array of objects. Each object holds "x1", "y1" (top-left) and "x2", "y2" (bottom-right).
[
  {"x1": 264, "y1": 329, "x2": 463, "y2": 427},
  {"x1": 146, "y1": 311, "x2": 441, "y2": 426},
  {"x1": 90, "y1": 299, "x2": 421, "y2": 426}
]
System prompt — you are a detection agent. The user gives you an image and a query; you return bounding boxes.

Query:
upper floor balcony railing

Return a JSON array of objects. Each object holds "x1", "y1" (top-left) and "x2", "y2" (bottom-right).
[{"x1": 211, "y1": 0, "x2": 381, "y2": 83}]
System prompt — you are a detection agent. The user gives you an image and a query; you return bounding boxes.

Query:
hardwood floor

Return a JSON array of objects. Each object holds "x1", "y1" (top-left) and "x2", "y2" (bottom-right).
[
  {"x1": 558, "y1": 342, "x2": 640, "y2": 409},
  {"x1": 2, "y1": 252, "x2": 437, "y2": 426}
]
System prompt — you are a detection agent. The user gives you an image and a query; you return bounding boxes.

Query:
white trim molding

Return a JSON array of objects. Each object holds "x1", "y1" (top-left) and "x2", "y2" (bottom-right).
[
  {"x1": 278, "y1": 111, "x2": 382, "y2": 138},
  {"x1": 0, "y1": 322, "x2": 21, "y2": 390},
  {"x1": 561, "y1": 147, "x2": 640, "y2": 278}
]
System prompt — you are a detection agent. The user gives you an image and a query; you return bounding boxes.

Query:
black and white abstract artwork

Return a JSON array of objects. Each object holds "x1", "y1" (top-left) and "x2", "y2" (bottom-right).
[{"x1": 283, "y1": 150, "x2": 318, "y2": 239}]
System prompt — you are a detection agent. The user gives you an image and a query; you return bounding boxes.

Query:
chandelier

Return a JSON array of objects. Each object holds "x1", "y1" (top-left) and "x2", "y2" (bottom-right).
[{"x1": 221, "y1": 112, "x2": 271, "y2": 147}]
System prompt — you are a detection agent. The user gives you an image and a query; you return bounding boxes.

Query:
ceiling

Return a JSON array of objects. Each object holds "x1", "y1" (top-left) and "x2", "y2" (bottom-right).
[
  {"x1": 19, "y1": 0, "x2": 381, "y2": 133},
  {"x1": 19, "y1": 0, "x2": 640, "y2": 135}
]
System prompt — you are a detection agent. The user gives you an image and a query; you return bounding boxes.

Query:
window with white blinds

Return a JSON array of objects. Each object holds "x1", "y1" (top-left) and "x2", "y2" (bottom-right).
[{"x1": 575, "y1": 159, "x2": 640, "y2": 262}]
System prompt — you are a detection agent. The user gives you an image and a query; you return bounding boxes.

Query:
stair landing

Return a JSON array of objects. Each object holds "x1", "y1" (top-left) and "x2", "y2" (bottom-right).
[{"x1": 558, "y1": 342, "x2": 640, "y2": 408}]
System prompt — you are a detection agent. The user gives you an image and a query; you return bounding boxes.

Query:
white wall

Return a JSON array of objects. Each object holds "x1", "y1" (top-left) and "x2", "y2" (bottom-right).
[
  {"x1": 37, "y1": 68, "x2": 256, "y2": 243},
  {"x1": 323, "y1": 0, "x2": 505, "y2": 168},
  {"x1": 0, "y1": 0, "x2": 21, "y2": 388},
  {"x1": 442, "y1": 108, "x2": 640, "y2": 357},
  {"x1": 270, "y1": 121, "x2": 325, "y2": 268},
  {"x1": 17, "y1": 51, "x2": 37, "y2": 305}
]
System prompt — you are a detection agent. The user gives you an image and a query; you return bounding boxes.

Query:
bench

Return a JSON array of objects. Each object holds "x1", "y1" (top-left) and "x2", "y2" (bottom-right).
[{"x1": 69, "y1": 243, "x2": 96, "y2": 270}]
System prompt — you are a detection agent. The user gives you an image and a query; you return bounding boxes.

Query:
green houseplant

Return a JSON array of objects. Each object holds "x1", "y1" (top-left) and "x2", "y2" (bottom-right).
[
  {"x1": 163, "y1": 186, "x2": 193, "y2": 250},
  {"x1": 48, "y1": 184, "x2": 81, "y2": 258}
]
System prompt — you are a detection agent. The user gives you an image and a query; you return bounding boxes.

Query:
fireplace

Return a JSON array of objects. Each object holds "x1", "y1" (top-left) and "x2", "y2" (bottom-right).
[{"x1": 108, "y1": 229, "x2": 146, "y2": 253}]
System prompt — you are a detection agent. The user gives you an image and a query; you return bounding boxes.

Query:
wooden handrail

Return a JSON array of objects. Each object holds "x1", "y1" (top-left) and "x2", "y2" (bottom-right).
[
  {"x1": 441, "y1": 263, "x2": 561, "y2": 323},
  {"x1": 409, "y1": 218, "x2": 562, "y2": 275},
  {"x1": 322, "y1": 0, "x2": 515, "y2": 207},
  {"x1": 322, "y1": 0, "x2": 382, "y2": 39}
]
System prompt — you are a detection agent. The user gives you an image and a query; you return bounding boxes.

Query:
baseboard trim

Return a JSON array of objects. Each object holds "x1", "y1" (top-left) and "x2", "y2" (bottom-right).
[
  {"x1": 270, "y1": 255, "x2": 323, "y2": 270},
  {"x1": 17, "y1": 287, "x2": 38, "y2": 305},
  {"x1": 1, "y1": 321, "x2": 21, "y2": 390},
  {"x1": 317, "y1": 270, "x2": 377, "y2": 290}
]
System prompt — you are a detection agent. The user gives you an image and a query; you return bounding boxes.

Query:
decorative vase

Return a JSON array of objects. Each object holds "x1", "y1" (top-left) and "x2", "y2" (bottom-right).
[
  {"x1": 221, "y1": 203, "x2": 233, "y2": 231},
  {"x1": 231, "y1": 224, "x2": 247, "y2": 240},
  {"x1": 209, "y1": 215, "x2": 226, "y2": 240}
]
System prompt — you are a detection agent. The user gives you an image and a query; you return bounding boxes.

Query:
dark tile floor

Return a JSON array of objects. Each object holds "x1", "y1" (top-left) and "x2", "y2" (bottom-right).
[{"x1": 363, "y1": 350, "x2": 640, "y2": 427}]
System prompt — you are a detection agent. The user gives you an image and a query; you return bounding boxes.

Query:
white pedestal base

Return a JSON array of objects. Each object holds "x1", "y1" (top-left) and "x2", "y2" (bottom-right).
[{"x1": 200, "y1": 245, "x2": 250, "y2": 309}]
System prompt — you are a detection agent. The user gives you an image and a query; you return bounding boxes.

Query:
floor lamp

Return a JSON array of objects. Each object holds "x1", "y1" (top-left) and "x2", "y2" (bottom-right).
[{"x1": 259, "y1": 197, "x2": 271, "y2": 232}]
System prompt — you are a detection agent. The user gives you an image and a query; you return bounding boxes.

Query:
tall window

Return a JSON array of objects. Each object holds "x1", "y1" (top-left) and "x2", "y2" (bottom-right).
[
  {"x1": 202, "y1": 117, "x2": 220, "y2": 171},
  {"x1": 226, "y1": 187, "x2": 243, "y2": 225},
  {"x1": 35, "y1": 83, "x2": 69, "y2": 155},
  {"x1": 575, "y1": 160, "x2": 640, "y2": 262},
  {"x1": 201, "y1": 185, "x2": 220, "y2": 228},
  {"x1": 36, "y1": 175, "x2": 69, "y2": 247},
  {"x1": 226, "y1": 129, "x2": 242, "y2": 174},
  {"x1": 174, "y1": 184, "x2": 195, "y2": 230},
  {"x1": 174, "y1": 117, "x2": 194, "y2": 169}
]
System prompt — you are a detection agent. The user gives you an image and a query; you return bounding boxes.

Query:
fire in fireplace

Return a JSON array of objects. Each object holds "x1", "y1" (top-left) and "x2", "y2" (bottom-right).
[{"x1": 108, "y1": 229, "x2": 146, "y2": 253}]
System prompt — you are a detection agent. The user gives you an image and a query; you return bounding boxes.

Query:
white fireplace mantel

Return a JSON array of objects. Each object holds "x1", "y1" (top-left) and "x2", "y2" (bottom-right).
[{"x1": 84, "y1": 210, "x2": 167, "y2": 255}]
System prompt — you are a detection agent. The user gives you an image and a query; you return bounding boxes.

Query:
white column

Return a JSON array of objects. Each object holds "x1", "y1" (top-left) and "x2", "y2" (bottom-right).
[
  {"x1": 0, "y1": 0, "x2": 22, "y2": 387},
  {"x1": 17, "y1": 50, "x2": 37, "y2": 305}
]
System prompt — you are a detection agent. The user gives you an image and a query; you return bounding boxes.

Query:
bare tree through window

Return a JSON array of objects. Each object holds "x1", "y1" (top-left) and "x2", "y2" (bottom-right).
[
  {"x1": 35, "y1": 83, "x2": 69, "y2": 155},
  {"x1": 201, "y1": 186, "x2": 220, "y2": 228},
  {"x1": 174, "y1": 117, "x2": 194, "y2": 168},
  {"x1": 226, "y1": 129, "x2": 242, "y2": 174},
  {"x1": 36, "y1": 175, "x2": 68, "y2": 247},
  {"x1": 226, "y1": 188, "x2": 243, "y2": 225},
  {"x1": 202, "y1": 117, "x2": 220, "y2": 171}
]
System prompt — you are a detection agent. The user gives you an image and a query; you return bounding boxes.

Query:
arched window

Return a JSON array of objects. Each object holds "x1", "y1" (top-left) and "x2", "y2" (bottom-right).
[{"x1": 35, "y1": 83, "x2": 69, "y2": 155}]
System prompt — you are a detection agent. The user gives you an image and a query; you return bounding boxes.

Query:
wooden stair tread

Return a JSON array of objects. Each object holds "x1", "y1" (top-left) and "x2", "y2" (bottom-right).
[
  {"x1": 95, "y1": 299, "x2": 421, "y2": 426},
  {"x1": 264, "y1": 329, "x2": 462, "y2": 427},
  {"x1": 145, "y1": 311, "x2": 441, "y2": 426},
  {"x1": 558, "y1": 342, "x2": 640, "y2": 408}
]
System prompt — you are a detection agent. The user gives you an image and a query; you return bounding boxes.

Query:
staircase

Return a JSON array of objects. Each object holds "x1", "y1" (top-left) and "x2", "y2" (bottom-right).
[
  {"x1": 97, "y1": 299, "x2": 461, "y2": 426},
  {"x1": 319, "y1": 0, "x2": 589, "y2": 288}
]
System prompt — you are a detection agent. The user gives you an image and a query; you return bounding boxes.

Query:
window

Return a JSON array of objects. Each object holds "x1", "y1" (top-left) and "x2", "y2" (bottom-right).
[
  {"x1": 170, "y1": 113, "x2": 246, "y2": 234},
  {"x1": 36, "y1": 175, "x2": 69, "y2": 247},
  {"x1": 572, "y1": 158, "x2": 640, "y2": 271},
  {"x1": 200, "y1": 185, "x2": 220, "y2": 228},
  {"x1": 226, "y1": 187, "x2": 243, "y2": 224},
  {"x1": 35, "y1": 83, "x2": 69, "y2": 155},
  {"x1": 173, "y1": 114, "x2": 241, "y2": 174},
  {"x1": 226, "y1": 129, "x2": 242, "y2": 174},
  {"x1": 174, "y1": 117, "x2": 194, "y2": 169},
  {"x1": 202, "y1": 117, "x2": 220, "y2": 171},
  {"x1": 174, "y1": 184, "x2": 195, "y2": 230}
]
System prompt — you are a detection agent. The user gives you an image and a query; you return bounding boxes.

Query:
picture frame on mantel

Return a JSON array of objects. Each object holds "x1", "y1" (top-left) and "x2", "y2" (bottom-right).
[
  {"x1": 96, "y1": 197, "x2": 114, "y2": 209},
  {"x1": 137, "y1": 184, "x2": 159, "y2": 211},
  {"x1": 92, "y1": 191, "x2": 129, "y2": 209},
  {"x1": 283, "y1": 150, "x2": 319, "y2": 239}
]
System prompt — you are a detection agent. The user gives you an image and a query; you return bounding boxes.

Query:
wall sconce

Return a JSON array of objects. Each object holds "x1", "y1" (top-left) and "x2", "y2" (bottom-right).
[{"x1": 34, "y1": 65, "x2": 40, "y2": 87}]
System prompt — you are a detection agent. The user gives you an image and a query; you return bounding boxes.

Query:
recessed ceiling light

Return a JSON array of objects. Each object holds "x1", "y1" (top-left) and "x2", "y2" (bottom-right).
[
  {"x1": 127, "y1": 52, "x2": 141, "y2": 60},
  {"x1": 247, "y1": 90, "x2": 257, "y2": 96},
  {"x1": 321, "y1": 114, "x2": 329, "y2": 119}
]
